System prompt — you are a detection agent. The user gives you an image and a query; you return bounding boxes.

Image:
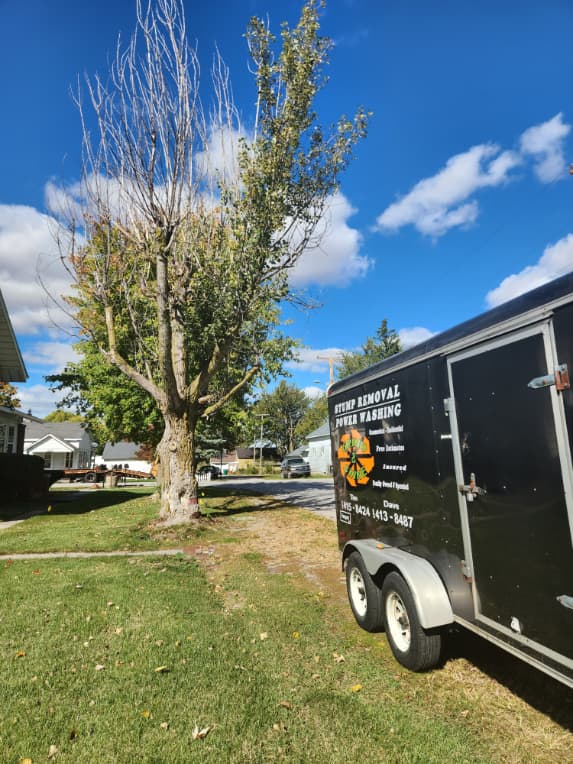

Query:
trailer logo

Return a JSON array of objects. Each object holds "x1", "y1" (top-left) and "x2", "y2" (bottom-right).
[{"x1": 338, "y1": 429, "x2": 375, "y2": 487}]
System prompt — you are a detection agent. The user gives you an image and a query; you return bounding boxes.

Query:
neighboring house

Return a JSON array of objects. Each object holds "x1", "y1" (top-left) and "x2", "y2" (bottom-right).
[
  {"x1": 95, "y1": 441, "x2": 153, "y2": 473},
  {"x1": 0, "y1": 289, "x2": 51, "y2": 501},
  {"x1": 24, "y1": 422, "x2": 95, "y2": 470},
  {"x1": 0, "y1": 290, "x2": 28, "y2": 455},
  {"x1": 306, "y1": 421, "x2": 332, "y2": 475},
  {"x1": 236, "y1": 442, "x2": 279, "y2": 470}
]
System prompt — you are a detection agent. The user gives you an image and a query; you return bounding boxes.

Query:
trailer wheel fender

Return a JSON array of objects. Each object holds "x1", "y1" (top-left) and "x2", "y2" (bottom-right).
[{"x1": 342, "y1": 540, "x2": 453, "y2": 630}]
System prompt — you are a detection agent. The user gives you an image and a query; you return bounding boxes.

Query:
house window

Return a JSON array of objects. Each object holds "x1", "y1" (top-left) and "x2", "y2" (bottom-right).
[
  {"x1": 0, "y1": 424, "x2": 15, "y2": 453},
  {"x1": 65, "y1": 452, "x2": 73, "y2": 468},
  {"x1": 6, "y1": 425, "x2": 15, "y2": 453},
  {"x1": 41, "y1": 453, "x2": 51, "y2": 469}
]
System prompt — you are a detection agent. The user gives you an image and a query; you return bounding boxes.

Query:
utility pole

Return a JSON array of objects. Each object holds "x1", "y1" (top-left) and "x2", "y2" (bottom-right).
[
  {"x1": 317, "y1": 355, "x2": 337, "y2": 386},
  {"x1": 257, "y1": 413, "x2": 267, "y2": 475}
]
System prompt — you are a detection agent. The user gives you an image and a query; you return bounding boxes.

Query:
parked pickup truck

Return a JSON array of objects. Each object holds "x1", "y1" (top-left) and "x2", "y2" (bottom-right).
[{"x1": 281, "y1": 456, "x2": 311, "y2": 478}]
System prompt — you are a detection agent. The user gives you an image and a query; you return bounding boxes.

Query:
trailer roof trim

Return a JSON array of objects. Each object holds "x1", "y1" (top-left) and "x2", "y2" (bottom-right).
[{"x1": 330, "y1": 272, "x2": 573, "y2": 396}]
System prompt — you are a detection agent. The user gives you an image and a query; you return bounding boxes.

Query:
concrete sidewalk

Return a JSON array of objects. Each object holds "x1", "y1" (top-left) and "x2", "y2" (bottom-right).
[{"x1": 0, "y1": 549, "x2": 185, "y2": 560}]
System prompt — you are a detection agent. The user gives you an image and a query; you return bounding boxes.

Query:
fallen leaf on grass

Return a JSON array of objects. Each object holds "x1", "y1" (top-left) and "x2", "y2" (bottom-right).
[
  {"x1": 48, "y1": 745, "x2": 58, "y2": 759},
  {"x1": 33, "y1": 569, "x2": 41, "y2": 575},
  {"x1": 154, "y1": 665, "x2": 170, "y2": 673},
  {"x1": 160, "y1": 721, "x2": 169, "y2": 730},
  {"x1": 292, "y1": 631, "x2": 300, "y2": 639},
  {"x1": 20, "y1": 759, "x2": 33, "y2": 764},
  {"x1": 141, "y1": 710, "x2": 151, "y2": 719},
  {"x1": 15, "y1": 651, "x2": 26, "y2": 658},
  {"x1": 95, "y1": 664, "x2": 105, "y2": 671},
  {"x1": 332, "y1": 652, "x2": 345, "y2": 663},
  {"x1": 114, "y1": 628, "x2": 123, "y2": 635},
  {"x1": 259, "y1": 632, "x2": 268, "y2": 641},
  {"x1": 192, "y1": 725, "x2": 212, "y2": 740},
  {"x1": 350, "y1": 684, "x2": 363, "y2": 693},
  {"x1": 278, "y1": 701, "x2": 292, "y2": 709}
]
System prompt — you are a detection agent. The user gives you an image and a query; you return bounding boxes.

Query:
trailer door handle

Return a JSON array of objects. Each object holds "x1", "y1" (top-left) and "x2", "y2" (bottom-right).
[
  {"x1": 528, "y1": 364, "x2": 570, "y2": 392},
  {"x1": 459, "y1": 472, "x2": 487, "y2": 501}
]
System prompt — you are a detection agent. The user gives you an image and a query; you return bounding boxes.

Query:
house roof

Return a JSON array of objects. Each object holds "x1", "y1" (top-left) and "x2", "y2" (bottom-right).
[
  {"x1": 102, "y1": 441, "x2": 144, "y2": 460},
  {"x1": 306, "y1": 421, "x2": 330, "y2": 441},
  {"x1": 0, "y1": 290, "x2": 27, "y2": 382},
  {"x1": 27, "y1": 434, "x2": 74, "y2": 455},
  {"x1": 24, "y1": 422, "x2": 92, "y2": 443},
  {"x1": 3, "y1": 408, "x2": 44, "y2": 422}
]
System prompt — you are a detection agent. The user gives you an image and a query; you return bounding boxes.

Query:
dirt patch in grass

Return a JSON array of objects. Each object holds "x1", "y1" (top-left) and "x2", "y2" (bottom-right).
[{"x1": 183, "y1": 505, "x2": 573, "y2": 764}]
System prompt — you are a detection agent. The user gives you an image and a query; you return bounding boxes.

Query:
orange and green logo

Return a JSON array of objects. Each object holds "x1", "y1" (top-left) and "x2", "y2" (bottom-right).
[{"x1": 337, "y1": 429, "x2": 375, "y2": 487}]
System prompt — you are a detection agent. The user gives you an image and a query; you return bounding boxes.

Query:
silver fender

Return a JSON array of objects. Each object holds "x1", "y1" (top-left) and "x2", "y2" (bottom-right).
[{"x1": 344, "y1": 539, "x2": 454, "y2": 629}]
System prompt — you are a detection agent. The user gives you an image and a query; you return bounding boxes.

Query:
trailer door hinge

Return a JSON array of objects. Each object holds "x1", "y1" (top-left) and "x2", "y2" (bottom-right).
[
  {"x1": 528, "y1": 363, "x2": 570, "y2": 392},
  {"x1": 461, "y1": 560, "x2": 473, "y2": 583}
]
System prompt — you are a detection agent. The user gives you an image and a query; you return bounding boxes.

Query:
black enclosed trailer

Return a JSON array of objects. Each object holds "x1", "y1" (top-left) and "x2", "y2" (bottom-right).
[{"x1": 328, "y1": 272, "x2": 573, "y2": 688}]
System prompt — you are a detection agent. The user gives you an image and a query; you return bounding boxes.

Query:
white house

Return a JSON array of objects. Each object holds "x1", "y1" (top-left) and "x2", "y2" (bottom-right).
[
  {"x1": 0, "y1": 290, "x2": 28, "y2": 455},
  {"x1": 95, "y1": 441, "x2": 153, "y2": 473},
  {"x1": 306, "y1": 421, "x2": 332, "y2": 475},
  {"x1": 24, "y1": 422, "x2": 95, "y2": 470}
]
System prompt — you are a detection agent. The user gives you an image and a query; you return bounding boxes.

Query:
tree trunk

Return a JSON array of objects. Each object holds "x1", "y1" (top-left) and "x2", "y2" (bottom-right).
[{"x1": 157, "y1": 412, "x2": 200, "y2": 523}]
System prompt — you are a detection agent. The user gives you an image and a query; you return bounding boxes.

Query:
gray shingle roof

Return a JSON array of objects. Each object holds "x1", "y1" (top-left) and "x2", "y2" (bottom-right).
[
  {"x1": 101, "y1": 441, "x2": 143, "y2": 460},
  {"x1": 24, "y1": 422, "x2": 91, "y2": 442},
  {"x1": 306, "y1": 421, "x2": 330, "y2": 440}
]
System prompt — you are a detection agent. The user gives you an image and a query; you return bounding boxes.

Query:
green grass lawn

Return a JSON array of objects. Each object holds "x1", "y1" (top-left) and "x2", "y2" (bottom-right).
[{"x1": 1, "y1": 487, "x2": 571, "y2": 763}]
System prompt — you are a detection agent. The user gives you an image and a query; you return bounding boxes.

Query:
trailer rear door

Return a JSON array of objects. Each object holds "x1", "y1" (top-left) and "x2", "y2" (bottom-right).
[{"x1": 447, "y1": 322, "x2": 573, "y2": 665}]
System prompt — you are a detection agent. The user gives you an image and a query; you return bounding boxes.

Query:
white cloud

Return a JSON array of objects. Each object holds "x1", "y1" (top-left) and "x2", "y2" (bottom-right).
[
  {"x1": 375, "y1": 144, "x2": 521, "y2": 238},
  {"x1": 302, "y1": 385, "x2": 325, "y2": 399},
  {"x1": 0, "y1": 204, "x2": 73, "y2": 334},
  {"x1": 289, "y1": 193, "x2": 372, "y2": 287},
  {"x1": 486, "y1": 233, "x2": 573, "y2": 307},
  {"x1": 194, "y1": 125, "x2": 246, "y2": 189},
  {"x1": 14, "y1": 382, "x2": 67, "y2": 419},
  {"x1": 23, "y1": 340, "x2": 80, "y2": 372},
  {"x1": 398, "y1": 326, "x2": 435, "y2": 349},
  {"x1": 286, "y1": 346, "x2": 345, "y2": 373},
  {"x1": 519, "y1": 113, "x2": 571, "y2": 183}
]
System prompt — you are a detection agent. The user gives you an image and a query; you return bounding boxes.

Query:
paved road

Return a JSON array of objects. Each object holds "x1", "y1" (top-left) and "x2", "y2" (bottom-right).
[{"x1": 221, "y1": 477, "x2": 336, "y2": 521}]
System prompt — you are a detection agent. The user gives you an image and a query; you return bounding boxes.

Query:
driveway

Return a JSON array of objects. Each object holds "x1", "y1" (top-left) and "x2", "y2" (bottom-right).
[{"x1": 221, "y1": 477, "x2": 336, "y2": 521}]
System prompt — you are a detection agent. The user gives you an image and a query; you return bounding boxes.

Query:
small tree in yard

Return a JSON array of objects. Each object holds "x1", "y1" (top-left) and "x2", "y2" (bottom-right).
[
  {"x1": 251, "y1": 382, "x2": 310, "y2": 457},
  {"x1": 52, "y1": 0, "x2": 368, "y2": 522}
]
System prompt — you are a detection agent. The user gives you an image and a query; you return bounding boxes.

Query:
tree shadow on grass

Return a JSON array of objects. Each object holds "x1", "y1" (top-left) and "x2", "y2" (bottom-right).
[
  {"x1": 0, "y1": 488, "x2": 155, "y2": 522},
  {"x1": 199, "y1": 487, "x2": 292, "y2": 518}
]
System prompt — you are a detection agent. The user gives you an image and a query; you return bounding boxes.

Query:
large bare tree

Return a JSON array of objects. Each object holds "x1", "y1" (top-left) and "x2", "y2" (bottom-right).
[{"x1": 54, "y1": 0, "x2": 368, "y2": 522}]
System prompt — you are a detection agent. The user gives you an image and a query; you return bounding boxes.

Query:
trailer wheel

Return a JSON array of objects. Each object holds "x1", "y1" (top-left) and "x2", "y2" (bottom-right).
[
  {"x1": 345, "y1": 551, "x2": 384, "y2": 632},
  {"x1": 85, "y1": 472, "x2": 97, "y2": 483},
  {"x1": 381, "y1": 572, "x2": 441, "y2": 671}
]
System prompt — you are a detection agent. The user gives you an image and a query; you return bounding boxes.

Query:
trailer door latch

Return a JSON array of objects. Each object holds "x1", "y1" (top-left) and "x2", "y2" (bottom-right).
[
  {"x1": 459, "y1": 472, "x2": 487, "y2": 501},
  {"x1": 528, "y1": 363, "x2": 570, "y2": 392},
  {"x1": 557, "y1": 594, "x2": 573, "y2": 610}
]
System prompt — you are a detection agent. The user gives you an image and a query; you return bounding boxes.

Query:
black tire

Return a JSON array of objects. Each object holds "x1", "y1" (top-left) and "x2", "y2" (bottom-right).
[
  {"x1": 381, "y1": 571, "x2": 441, "y2": 671},
  {"x1": 85, "y1": 472, "x2": 97, "y2": 483},
  {"x1": 345, "y1": 551, "x2": 384, "y2": 632},
  {"x1": 282, "y1": 472, "x2": 288, "y2": 479}
]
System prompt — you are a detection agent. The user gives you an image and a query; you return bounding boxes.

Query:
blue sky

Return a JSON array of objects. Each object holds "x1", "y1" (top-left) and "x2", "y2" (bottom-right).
[{"x1": 1, "y1": 0, "x2": 572, "y2": 416}]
